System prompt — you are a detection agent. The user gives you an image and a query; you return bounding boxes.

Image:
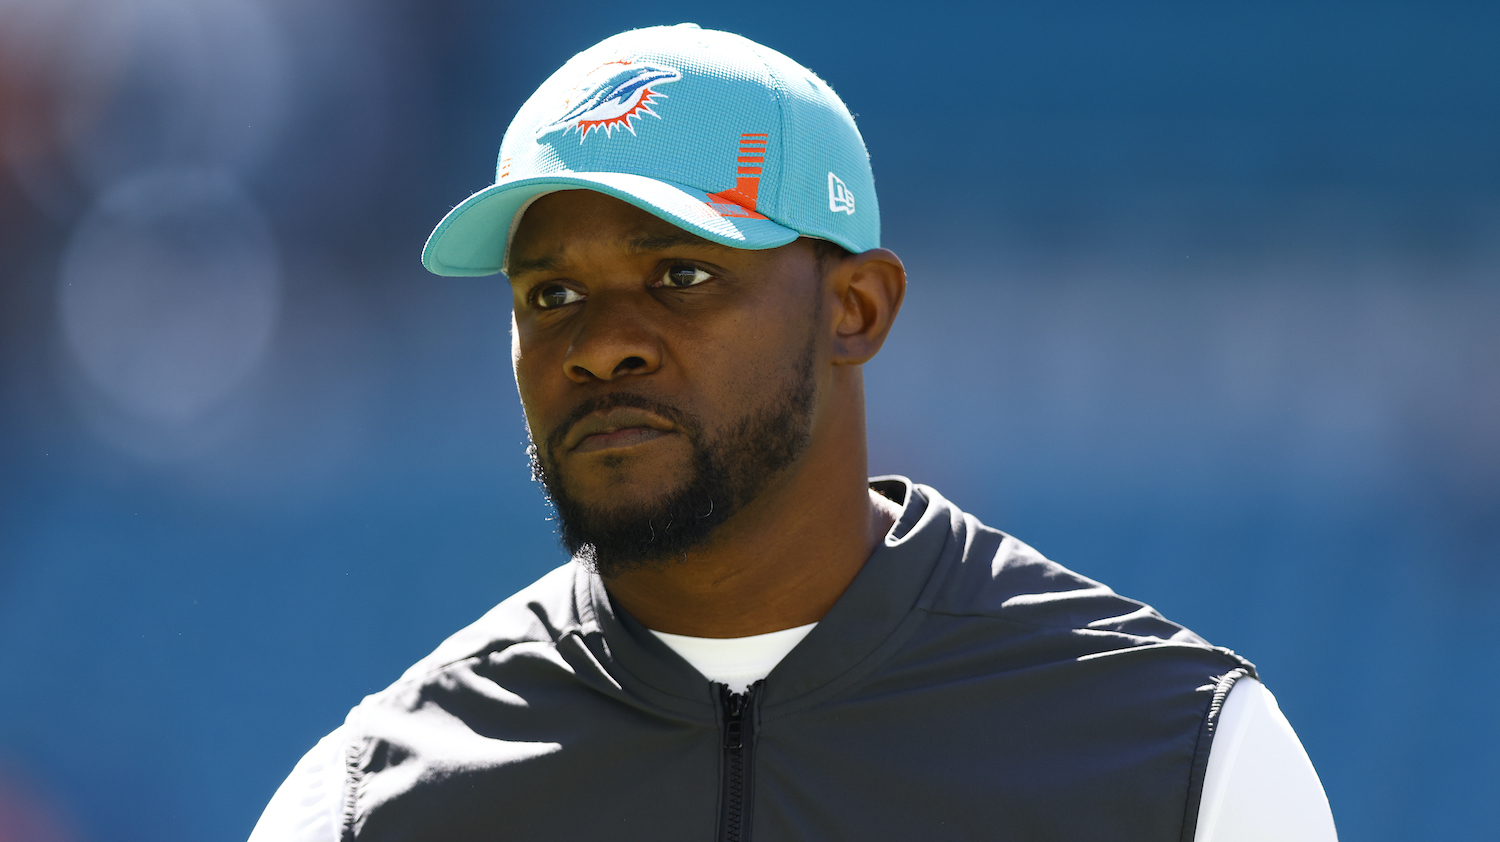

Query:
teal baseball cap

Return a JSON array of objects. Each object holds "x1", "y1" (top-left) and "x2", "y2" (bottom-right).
[{"x1": 421, "y1": 23, "x2": 879, "y2": 277}]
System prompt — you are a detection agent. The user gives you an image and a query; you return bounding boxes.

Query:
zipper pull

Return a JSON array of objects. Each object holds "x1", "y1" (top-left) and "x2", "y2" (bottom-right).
[
  {"x1": 720, "y1": 683, "x2": 763, "y2": 749},
  {"x1": 722, "y1": 688, "x2": 746, "y2": 749}
]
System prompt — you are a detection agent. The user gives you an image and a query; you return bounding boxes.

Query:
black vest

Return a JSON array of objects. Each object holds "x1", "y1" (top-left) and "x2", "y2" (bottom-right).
[{"x1": 340, "y1": 479, "x2": 1254, "y2": 841}]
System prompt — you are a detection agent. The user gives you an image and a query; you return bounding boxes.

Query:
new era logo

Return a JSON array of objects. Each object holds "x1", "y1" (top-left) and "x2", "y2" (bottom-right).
[{"x1": 827, "y1": 172, "x2": 855, "y2": 215}]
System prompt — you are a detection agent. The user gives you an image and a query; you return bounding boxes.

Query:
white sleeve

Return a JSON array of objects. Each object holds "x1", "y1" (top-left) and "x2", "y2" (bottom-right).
[
  {"x1": 247, "y1": 725, "x2": 348, "y2": 842},
  {"x1": 1194, "y1": 677, "x2": 1338, "y2": 842}
]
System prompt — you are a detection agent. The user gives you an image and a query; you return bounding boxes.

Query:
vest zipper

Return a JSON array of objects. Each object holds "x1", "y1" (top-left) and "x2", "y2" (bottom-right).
[{"x1": 717, "y1": 681, "x2": 760, "y2": 842}]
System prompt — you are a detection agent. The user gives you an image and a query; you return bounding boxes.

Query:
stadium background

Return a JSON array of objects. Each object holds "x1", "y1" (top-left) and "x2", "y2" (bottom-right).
[{"x1": 1, "y1": 1, "x2": 1496, "y2": 839}]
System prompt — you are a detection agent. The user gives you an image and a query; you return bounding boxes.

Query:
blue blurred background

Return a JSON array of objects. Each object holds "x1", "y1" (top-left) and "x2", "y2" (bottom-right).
[{"x1": 1, "y1": 1, "x2": 1496, "y2": 839}]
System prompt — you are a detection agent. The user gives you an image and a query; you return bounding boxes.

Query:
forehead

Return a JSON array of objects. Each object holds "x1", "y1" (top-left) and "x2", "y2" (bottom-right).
[{"x1": 507, "y1": 190, "x2": 736, "y2": 276}]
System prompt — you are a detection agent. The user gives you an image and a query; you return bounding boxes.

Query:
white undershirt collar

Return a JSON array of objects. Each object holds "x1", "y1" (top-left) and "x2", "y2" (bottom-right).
[{"x1": 648, "y1": 623, "x2": 818, "y2": 693}]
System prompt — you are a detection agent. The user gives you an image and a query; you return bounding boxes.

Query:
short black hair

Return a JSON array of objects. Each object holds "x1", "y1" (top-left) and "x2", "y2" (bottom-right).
[{"x1": 809, "y1": 238, "x2": 853, "y2": 276}]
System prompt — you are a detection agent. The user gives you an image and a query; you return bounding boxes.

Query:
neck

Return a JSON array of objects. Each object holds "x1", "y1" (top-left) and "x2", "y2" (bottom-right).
[{"x1": 603, "y1": 373, "x2": 898, "y2": 637}]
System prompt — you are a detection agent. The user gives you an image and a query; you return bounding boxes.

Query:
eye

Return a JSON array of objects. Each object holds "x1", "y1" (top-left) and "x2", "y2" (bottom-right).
[
  {"x1": 658, "y1": 264, "x2": 712, "y2": 289},
  {"x1": 532, "y1": 283, "x2": 583, "y2": 310}
]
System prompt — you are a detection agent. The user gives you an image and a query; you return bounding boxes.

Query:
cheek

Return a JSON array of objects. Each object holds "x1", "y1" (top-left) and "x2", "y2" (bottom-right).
[
  {"x1": 695, "y1": 314, "x2": 816, "y2": 419},
  {"x1": 510, "y1": 318, "x2": 536, "y2": 417},
  {"x1": 510, "y1": 312, "x2": 521, "y2": 376},
  {"x1": 511, "y1": 325, "x2": 557, "y2": 436}
]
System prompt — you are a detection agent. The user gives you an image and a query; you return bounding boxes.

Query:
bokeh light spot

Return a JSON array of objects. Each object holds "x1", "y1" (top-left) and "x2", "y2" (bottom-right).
[{"x1": 58, "y1": 165, "x2": 281, "y2": 429}]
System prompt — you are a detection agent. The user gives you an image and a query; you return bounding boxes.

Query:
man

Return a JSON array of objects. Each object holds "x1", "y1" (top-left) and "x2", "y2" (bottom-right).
[{"x1": 251, "y1": 24, "x2": 1336, "y2": 841}]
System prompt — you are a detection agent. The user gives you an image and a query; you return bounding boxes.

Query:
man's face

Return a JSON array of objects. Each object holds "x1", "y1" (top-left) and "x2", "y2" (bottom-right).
[{"x1": 507, "y1": 190, "x2": 828, "y2": 576}]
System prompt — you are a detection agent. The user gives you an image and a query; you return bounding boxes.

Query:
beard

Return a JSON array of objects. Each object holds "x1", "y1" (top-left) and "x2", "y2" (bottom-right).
[{"x1": 527, "y1": 336, "x2": 817, "y2": 579}]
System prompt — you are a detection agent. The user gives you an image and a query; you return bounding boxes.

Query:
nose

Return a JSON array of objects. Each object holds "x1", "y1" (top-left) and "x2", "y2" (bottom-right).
[{"x1": 562, "y1": 295, "x2": 661, "y2": 383}]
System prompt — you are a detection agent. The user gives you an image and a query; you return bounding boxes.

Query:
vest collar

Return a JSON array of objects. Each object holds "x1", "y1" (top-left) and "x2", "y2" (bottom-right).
[{"x1": 572, "y1": 477, "x2": 961, "y2": 713}]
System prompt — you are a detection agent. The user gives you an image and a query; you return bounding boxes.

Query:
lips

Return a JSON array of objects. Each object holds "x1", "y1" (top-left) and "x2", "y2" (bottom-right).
[{"x1": 561, "y1": 406, "x2": 678, "y2": 453}]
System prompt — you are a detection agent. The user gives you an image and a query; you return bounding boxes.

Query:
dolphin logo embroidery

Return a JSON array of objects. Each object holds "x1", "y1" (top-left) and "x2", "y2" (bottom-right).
[{"x1": 538, "y1": 62, "x2": 683, "y2": 141}]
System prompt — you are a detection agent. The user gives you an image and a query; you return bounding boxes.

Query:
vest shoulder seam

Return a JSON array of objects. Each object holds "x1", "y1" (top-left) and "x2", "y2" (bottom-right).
[
  {"x1": 1179, "y1": 666, "x2": 1255, "y2": 842},
  {"x1": 921, "y1": 603, "x2": 1186, "y2": 636}
]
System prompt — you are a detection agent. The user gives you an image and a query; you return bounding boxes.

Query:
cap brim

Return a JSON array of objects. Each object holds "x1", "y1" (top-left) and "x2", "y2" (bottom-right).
[{"x1": 421, "y1": 172, "x2": 801, "y2": 277}]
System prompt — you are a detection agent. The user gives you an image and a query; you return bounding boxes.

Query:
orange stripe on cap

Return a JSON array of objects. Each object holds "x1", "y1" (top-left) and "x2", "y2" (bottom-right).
[
  {"x1": 705, "y1": 187, "x2": 765, "y2": 219},
  {"x1": 704, "y1": 132, "x2": 770, "y2": 219}
]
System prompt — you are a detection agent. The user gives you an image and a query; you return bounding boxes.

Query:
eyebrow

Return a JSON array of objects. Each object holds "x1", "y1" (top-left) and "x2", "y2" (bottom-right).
[
  {"x1": 508, "y1": 229, "x2": 732, "y2": 278},
  {"x1": 506, "y1": 254, "x2": 562, "y2": 277},
  {"x1": 625, "y1": 230, "x2": 731, "y2": 254}
]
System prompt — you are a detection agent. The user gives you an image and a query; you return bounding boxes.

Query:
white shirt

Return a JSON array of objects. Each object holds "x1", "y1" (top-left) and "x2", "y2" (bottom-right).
[{"x1": 249, "y1": 624, "x2": 1337, "y2": 841}]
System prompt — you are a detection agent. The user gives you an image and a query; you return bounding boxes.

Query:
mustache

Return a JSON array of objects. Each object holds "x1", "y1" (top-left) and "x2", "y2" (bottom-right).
[{"x1": 544, "y1": 392, "x2": 700, "y2": 456}]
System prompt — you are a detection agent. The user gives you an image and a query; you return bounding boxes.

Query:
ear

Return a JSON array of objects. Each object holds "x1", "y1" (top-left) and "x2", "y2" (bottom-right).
[{"x1": 827, "y1": 248, "x2": 906, "y2": 365}]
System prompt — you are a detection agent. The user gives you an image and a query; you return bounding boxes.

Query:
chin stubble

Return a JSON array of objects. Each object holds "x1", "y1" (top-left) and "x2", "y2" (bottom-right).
[{"x1": 528, "y1": 336, "x2": 818, "y2": 579}]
